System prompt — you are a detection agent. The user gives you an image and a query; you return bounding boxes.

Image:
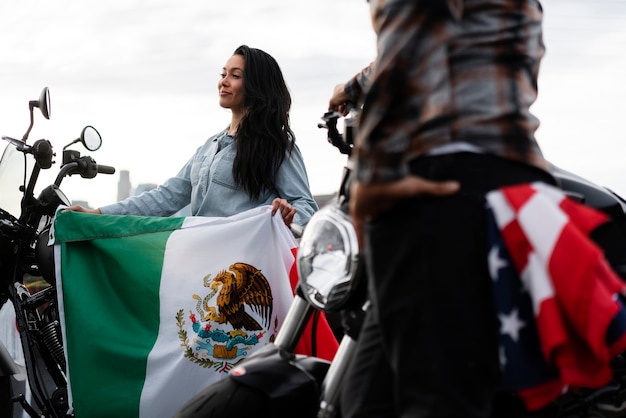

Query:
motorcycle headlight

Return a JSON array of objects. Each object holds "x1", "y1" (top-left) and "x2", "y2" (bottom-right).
[{"x1": 296, "y1": 204, "x2": 359, "y2": 311}]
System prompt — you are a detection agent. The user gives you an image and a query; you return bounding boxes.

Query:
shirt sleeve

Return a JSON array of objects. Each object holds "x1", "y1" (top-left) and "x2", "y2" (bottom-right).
[
  {"x1": 344, "y1": 62, "x2": 375, "y2": 105},
  {"x1": 354, "y1": 1, "x2": 423, "y2": 184},
  {"x1": 99, "y1": 157, "x2": 193, "y2": 217},
  {"x1": 273, "y1": 144, "x2": 319, "y2": 228}
]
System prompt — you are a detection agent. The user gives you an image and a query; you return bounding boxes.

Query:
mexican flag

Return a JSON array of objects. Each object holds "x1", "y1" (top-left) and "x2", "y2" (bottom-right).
[{"x1": 52, "y1": 206, "x2": 336, "y2": 418}]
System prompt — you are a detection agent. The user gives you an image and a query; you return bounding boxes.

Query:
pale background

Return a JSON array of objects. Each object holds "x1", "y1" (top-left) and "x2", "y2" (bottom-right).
[{"x1": 1, "y1": 0, "x2": 625, "y2": 208}]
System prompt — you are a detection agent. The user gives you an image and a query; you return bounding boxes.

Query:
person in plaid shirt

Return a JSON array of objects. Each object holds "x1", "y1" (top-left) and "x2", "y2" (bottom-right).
[{"x1": 329, "y1": 1, "x2": 557, "y2": 417}]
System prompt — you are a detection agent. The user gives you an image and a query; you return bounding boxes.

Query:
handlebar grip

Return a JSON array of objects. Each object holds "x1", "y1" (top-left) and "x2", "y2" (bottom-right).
[{"x1": 97, "y1": 165, "x2": 116, "y2": 175}]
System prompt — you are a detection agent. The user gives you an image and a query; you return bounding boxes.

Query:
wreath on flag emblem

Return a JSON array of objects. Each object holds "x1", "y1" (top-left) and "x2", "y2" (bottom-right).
[{"x1": 176, "y1": 262, "x2": 277, "y2": 372}]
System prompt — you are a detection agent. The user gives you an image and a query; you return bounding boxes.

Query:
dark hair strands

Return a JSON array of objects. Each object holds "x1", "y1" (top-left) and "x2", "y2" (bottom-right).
[{"x1": 231, "y1": 45, "x2": 295, "y2": 200}]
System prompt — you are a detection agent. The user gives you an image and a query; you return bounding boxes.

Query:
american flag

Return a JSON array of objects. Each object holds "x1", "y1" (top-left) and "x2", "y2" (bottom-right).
[{"x1": 486, "y1": 182, "x2": 626, "y2": 411}]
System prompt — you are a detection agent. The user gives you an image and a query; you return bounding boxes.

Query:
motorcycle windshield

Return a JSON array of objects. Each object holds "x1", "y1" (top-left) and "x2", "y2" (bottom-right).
[{"x1": 0, "y1": 143, "x2": 29, "y2": 218}]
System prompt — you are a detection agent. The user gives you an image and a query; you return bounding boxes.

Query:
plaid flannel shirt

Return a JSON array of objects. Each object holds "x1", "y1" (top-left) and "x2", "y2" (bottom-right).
[{"x1": 353, "y1": 0, "x2": 547, "y2": 184}]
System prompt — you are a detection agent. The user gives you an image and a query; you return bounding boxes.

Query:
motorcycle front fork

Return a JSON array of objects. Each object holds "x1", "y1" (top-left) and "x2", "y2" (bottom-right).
[
  {"x1": 317, "y1": 335, "x2": 358, "y2": 418},
  {"x1": 274, "y1": 292, "x2": 316, "y2": 352}
]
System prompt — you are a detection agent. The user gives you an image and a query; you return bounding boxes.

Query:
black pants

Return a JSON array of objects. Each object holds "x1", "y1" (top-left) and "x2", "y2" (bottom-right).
[{"x1": 340, "y1": 153, "x2": 557, "y2": 418}]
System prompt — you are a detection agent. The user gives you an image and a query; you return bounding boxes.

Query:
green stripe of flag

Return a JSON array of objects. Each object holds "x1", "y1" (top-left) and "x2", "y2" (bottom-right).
[
  {"x1": 52, "y1": 211, "x2": 185, "y2": 242},
  {"x1": 55, "y1": 211, "x2": 184, "y2": 417}
]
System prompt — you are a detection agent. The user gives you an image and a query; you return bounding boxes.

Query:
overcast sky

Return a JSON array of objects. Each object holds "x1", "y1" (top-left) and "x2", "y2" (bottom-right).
[{"x1": 1, "y1": 0, "x2": 625, "y2": 209}]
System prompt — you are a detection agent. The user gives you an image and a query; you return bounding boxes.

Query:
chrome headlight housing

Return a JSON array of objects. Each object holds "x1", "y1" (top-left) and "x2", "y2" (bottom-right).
[{"x1": 296, "y1": 203, "x2": 359, "y2": 311}]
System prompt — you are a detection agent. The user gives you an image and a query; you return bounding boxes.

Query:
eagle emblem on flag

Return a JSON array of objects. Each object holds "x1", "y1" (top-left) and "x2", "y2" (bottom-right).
[{"x1": 176, "y1": 262, "x2": 277, "y2": 372}]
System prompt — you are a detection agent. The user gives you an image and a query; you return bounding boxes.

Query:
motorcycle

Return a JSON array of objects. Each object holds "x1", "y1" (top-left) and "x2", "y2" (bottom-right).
[
  {"x1": 174, "y1": 104, "x2": 626, "y2": 418},
  {"x1": 0, "y1": 87, "x2": 115, "y2": 418}
]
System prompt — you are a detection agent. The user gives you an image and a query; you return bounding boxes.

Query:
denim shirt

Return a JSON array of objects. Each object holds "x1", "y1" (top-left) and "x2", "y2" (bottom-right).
[{"x1": 100, "y1": 128, "x2": 318, "y2": 227}]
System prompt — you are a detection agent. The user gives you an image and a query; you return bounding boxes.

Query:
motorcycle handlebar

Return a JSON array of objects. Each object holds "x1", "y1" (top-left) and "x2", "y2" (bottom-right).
[
  {"x1": 54, "y1": 158, "x2": 116, "y2": 185},
  {"x1": 97, "y1": 165, "x2": 115, "y2": 175}
]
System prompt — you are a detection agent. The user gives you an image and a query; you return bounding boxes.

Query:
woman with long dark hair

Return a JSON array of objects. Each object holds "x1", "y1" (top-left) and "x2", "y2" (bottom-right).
[{"x1": 68, "y1": 45, "x2": 317, "y2": 227}]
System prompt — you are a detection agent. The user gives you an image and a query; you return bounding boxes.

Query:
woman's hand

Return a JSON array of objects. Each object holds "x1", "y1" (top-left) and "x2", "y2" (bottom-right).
[
  {"x1": 271, "y1": 198, "x2": 296, "y2": 227},
  {"x1": 64, "y1": 205, "x2": 102, "y2": 214}
]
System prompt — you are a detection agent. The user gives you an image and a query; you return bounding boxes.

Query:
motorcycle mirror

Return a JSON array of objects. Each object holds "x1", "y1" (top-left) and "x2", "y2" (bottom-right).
[
  {"x1": 31, "y1": 87, "x2": 51, "y2": 120},
  {"x1": 22, "y1": 87, "x2": 51, "y2": 142},
  {"x1": 80, "y1": 126, "x2": 102, "y2": 151}
]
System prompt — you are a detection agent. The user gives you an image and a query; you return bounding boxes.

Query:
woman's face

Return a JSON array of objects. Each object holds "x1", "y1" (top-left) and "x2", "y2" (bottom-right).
[{"x1": 218, "y1": 54, "x2": 245, "y2": 113}]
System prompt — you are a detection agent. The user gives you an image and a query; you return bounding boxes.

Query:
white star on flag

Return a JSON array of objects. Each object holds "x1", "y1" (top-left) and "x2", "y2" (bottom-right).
[
  {"x1": 499, "y1": 308, "x2": 526, "y2": 342},
  {"x1": 488, "y1": 245, "x2": 508, "y2": 281}
]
